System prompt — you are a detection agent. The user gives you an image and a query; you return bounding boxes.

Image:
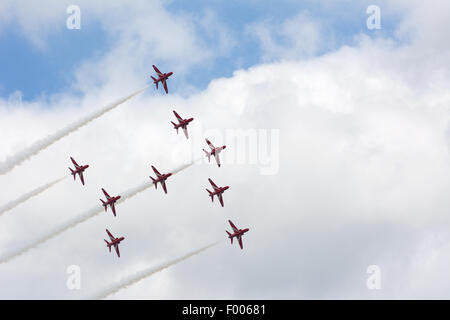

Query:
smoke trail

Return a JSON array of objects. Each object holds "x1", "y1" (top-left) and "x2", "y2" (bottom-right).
[
  {"x1": 93, "y1": 241, "x2": 220, "y2": 299},
  {"x1": 0, "y1": 160, "x2": 198, "y2": 264},
  {"x1": 0, "y1": 176, "x2": 67, "y2": 216},
  {"x1": 0, "y1": 86, "x2": 148, "y2": 175}
]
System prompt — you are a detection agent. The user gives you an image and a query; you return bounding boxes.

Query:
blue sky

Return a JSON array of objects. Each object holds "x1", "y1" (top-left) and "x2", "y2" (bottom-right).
[
  {"x1": 0, "y1": 19, "x2": 109, "y2": 100},
  {"x1": 0, "y1": 0, "x2": 401, "y2": 101}
]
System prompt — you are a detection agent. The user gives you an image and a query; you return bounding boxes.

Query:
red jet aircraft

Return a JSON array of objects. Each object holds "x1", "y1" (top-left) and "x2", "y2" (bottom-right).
[
  {"x1": 151, "y1": 64, "x2": 173, "y2": 94},
  {"x1": 226, "y1": 220, "x2": 250, "y2": 250},
  {"x1": 69, "y1": 157, "x2": 89, "y2": 185},
  {"x1": 100, "y1": 188, "x2": 121, "y2": 217},
  {"x1": 171, "y1": 110, "x2": 194, "y2": 139},
  {"x1": 203, "y1": 138, "x2": 226, "y2": 167},
  {"x1": 206, "y1": 178, "x2": 229, "y2": 207},
  {"x1": 104, "y1": 229, "x2": 125, "y2": 258},
  {"x1": 149, "y1": 165, "x2": 172, "y2": 194}
]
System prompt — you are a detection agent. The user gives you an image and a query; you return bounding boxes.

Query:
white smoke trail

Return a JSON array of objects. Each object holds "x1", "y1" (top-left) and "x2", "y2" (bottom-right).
[
  {"x1": 0, "y1": 86, "x2": 149, "y2": 175},
  {"x1": 0, "y1": 160, "x2": 198, "y2": 264},
  {"x1": 0, "y1": 176, "x2": 67, "y2": 216},
  {"x1": 93, "y1": 241, "x2": 220, "y2": 299}
]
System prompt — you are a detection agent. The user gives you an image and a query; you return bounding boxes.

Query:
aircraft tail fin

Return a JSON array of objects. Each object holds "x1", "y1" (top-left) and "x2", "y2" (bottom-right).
[
  {"x1": 150, "y1": 176, "x2": 157, "y2": 189},
  {"x1": 206, "y1": 189, "x2": 214, "y2": 202},
  {"x1": 151, "y1": 77, "x2": 158, "y2": 89},
  {"x1": 203, "y1": 149, "x2": 211, "y2": 162},
  {"x1": 100, "y1": 199, "x2": 107, "y2": 211},
  {"x1": 104, "y1": 239, "x2": 111, "y2": 252},
  {"x1": 69, "y1": 168, "x2": 75, "y2": 179},
  {"x1": 171, "y1": 122, "x2": 179, "y2": 134},
  {"x1": 226, "y1": 231, "x2": 233, "y2": 244}
]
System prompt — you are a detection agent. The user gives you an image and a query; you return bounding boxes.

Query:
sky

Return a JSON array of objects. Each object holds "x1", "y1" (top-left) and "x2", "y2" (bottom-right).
[{"x1": 0, "y1": 0, "x2": 450, "y2": 299}]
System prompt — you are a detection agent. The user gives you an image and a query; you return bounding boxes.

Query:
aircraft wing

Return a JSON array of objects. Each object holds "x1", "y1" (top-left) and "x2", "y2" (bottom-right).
[
  {"x1": 111, "y1": 203, "x2": 116, "y2": 217},
  {"x1": 208, "y1": 178, "x2": 218, "y2": 189},
  {"x1": 238, "y1": 236, "x2": 243, "y2": 249},
  {"x1": 106, "y1": 229, "x2": 115, "y2": 241},
  {"x1": 214, "y1": 153, "x2": 221, "y2": 167},
  {"x1": 218, "y1": 193, "x2": 224, "y2": 207},
  {"x1": 102, "y1": 188, "x2": 111, "y2": 199},
  {"x1": 163, "y1": 79, "x2": 168, "y2": 94},
  {"x1": 70, "y1": 157, "x2": 79, "y2": 168},
  {"x1": 228, "y1": 220, "x2": 239, "y2": 233},
  {"x1": 115, "y1": 244, "x2": 120, "y2": 258},
  {"x1": 206, "y1": 139, "x2": 215, "y2": 150},
  {"x1": 152, "y1": 65, "x2": 163, "y2": 76},
  {"x1": 152, "y1": 166, "x2": 162, "y2": 177},
  {"x1": 182, "y1": 126, "x2": 189, "y2": 139},
  {"x1": 79, "y1": 172, "x2": 85, "y2": 185},
  {"x1": 161, "y1": 180, "x2": 168, "y2": 194},
  {"x1": 173, "y1": 110, "x2": 183, "y2": 121}
]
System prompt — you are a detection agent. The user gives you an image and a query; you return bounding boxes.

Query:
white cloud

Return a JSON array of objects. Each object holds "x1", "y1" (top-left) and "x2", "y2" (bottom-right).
[
  {"x1": 0, "y1": 0, "x2": 225, "y2": 72},
  {"x1": 392, "y1": 0, "x2": 450, "y2": 52},
  {"x1": 196, "y1": 9, "x2": 237, "y2": 57},
  {"x1": 246, "y1": 11, "x2": 324, "y2": 61}
]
